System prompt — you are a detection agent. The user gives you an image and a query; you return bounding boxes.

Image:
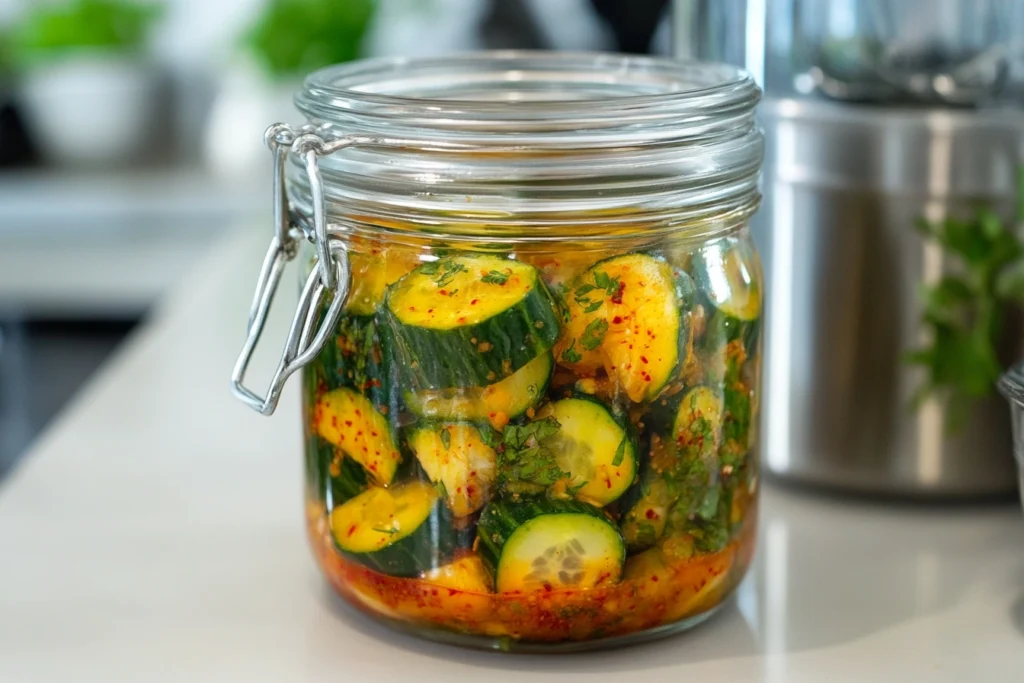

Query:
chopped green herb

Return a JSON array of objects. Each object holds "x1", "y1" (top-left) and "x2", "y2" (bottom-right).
[
  {"x1": 612, "y1": 437, "x2": 627, "y2": 467},
  {"x1": 439, "y1": 427, "x2": 451, "y2": 450},
  {"x1": 481, "y1": 269, "x2": 511, "y2": 285},
  {"x1": 371, "y1": 526, "x2": 399, "y2": 536},
  {"x1": 583, "y1": 300, "x2": 603, "y2": 314},
  {"x1": 593, "y1": 270, "x2": 620, "y2": 296},
  {"x1": 581, "y1": 318, "x2": 609, "y2": 351},
  {"x1": 497, "y1": 417, "x2": 567, "y2": 491},
  {"x1": 560, "y1": 340, "x2": 583, "y2": 364}
]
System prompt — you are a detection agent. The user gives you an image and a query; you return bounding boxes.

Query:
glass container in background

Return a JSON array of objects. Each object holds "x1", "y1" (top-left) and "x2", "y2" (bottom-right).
[
  {"x1": 674, "y1": 0, "x2": 1024, "y2": 497},
  {"x1": 232, "y1": 52, "x2": 764, "y2": 650}
]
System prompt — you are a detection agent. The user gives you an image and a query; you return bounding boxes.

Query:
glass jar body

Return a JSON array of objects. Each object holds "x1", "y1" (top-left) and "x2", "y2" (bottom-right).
[
  {"x1": 284, "y1": 52, "x2": 763, "y2": 650},
  {"x1": 300, "y1": 225, "x2": 762, "y2": 650}
]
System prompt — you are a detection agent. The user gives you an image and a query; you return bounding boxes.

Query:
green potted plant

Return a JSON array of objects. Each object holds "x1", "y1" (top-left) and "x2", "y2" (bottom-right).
[
  {"x1": 9, "y1": 0, "x2": 164, "y2": 166},
  {"x1": 204, "y1": 0, "x2": 376, "y2": 175}
]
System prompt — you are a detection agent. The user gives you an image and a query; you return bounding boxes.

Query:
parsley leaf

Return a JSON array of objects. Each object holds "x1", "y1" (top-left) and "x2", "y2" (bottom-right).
[
  {"x1": 560, "y1": 340, "x2": 583, "y2": 364},
  {"x1": 439, "y1": 427, "x2": 451, "y2": 450},
  {"x1": 583, "y1": 300, "x2": 603, "y2": 314},
  {"x1": 497, "y1": 417, "x2": 567, "y2": 492},
  {"x1": 581, "y1": 318, "x2": 609, "y2": 351},
  {"x1": 481, "y1": 269, "x2": 511, "y2": 285},
  {"x1": 593, "y1": 270, "x2": 620, "y2": 296}
]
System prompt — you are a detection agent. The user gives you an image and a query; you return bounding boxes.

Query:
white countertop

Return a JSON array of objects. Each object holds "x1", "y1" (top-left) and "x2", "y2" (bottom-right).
[{"x1": 1, "y1": 226, "x2": 1022, "y2": 683}]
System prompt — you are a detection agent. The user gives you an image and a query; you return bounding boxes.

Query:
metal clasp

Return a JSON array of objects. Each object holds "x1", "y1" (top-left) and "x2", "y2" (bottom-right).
[{"x1": 230, "y1": 123, "x2": 354, "y2": 415}]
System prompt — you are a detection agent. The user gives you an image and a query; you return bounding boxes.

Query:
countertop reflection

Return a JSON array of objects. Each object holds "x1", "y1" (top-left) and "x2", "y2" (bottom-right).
[{"x1": 0, "y1": 226, "x2": 1020, "y2": 683}]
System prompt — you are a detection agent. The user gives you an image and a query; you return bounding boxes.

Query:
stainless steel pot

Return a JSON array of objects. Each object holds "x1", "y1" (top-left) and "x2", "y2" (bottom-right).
[{"x1": 755, "y1": 99, "x2": 1023, "y2": 495}]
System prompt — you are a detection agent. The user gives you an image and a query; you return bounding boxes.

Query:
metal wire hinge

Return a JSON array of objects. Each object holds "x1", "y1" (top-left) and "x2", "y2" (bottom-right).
[{"x1": 230, "y1": 123, "x2": 354, "y2": 415}]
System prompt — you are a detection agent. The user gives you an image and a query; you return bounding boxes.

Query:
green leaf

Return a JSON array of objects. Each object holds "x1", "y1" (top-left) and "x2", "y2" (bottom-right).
[
  {"x1": 243, "y1": 0, "x2": 375, "y2": 79},
  {"x1": 481, "y1": 269, "x2": 511, "y2": 285},
  {"x1": 581, "y1": 318, "x2": 609, "y2": 351},
  {"x1": 10, "y1": 0, "x2": 164, "y2": 63},
  {"x1": 611, "y1": 438, "x2": 627, "y2": 467},
  {"x1": 996, "y1": 259, "x2": 1024, "y2": 302},
  {"x1": 583, "y1": 300, "x2": 604, "y2": 314},
  {"x1": 593, "y1": 270, "x2": 620, "y2": 296},
  {"x1": 560, "y1": 340, "x2": 583, "y2": 364},
  {"x1": 439, "y1": 427, "x2": 451, "y2": 450}
]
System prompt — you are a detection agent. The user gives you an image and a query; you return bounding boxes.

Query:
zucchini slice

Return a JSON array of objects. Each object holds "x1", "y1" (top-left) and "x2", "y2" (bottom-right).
[
  {"x1": 556, "y1": 253, "x2": 689, "y2": 403},
  {"x1": 313, "y1": 388, "x2": 402, "y2": 485},
  {"x1": 385, "y1": 255, "x2": 560, "y2": 389},
  {"x1": 539, "y1": 397, "x2": 637, "y2": 506},
  {"x1": 404, "y1": 352, "x2": 552, "y2": 427},
  {"x1": 407, "y1": 423, "x2": 498, "y2": 517},
  {"x1": 422, "y1": 554, "x2": 494, "y2": 593},
  {"x1": 477, "y1": 499, "x2": 625, "y2": 593},
  {"x1": 330, "y1": 481, "x2": 454, "y2": 577}
]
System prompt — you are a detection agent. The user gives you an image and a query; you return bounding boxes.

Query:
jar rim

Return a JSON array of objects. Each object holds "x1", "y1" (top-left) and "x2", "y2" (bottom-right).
[
  {"x1": 296, "y1": 51, "x2": 759, "y2": 134},
  {"x1": 287, "y1": 51, "x2": 763, "y2": 243}
]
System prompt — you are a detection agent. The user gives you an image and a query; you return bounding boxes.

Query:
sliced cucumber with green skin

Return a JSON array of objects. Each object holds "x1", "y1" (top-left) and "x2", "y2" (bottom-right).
[
  {"x1": 313, "y1": 388, "x2": 403, "y2": 485},
  {"x1": 315, "y1": 313, "x2": 397, "y2": 412},
  {"x1": 621, "y1": 386, "x2": 724, "y2": 549},
  {"x1": 385, "y1": 255, "x2": 560, "y2": 389},
  {"x1": 306, "y1": 436, "x2": 370, "y2": 506},
  {"x1": 404, "y1": 352, "x2": 552, "y2": 425},
  {"x1": 540, "y1": 396, "x2": 637, "y2": 506},
  {"x1": 690, "y1": 239, "x2": 761, "y2": 353},
  {"x1": 407, "y1": 422, "x2": 498, "y2": 517},
  {"x1": 330, "y1": 481, "x2": 457, "y2": 577},
  {"x1": 477, "y1": 498, "x2": 625, "y2": 593},
  {"x1": 555, "y1": 253, "x2": 694, "y2": 403}
]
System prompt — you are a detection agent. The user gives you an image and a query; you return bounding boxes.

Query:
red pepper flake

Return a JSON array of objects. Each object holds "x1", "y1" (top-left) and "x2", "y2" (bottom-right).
[
  {"x1": 408, "y1": 306, "x2": 416, "y2": 312},
  {"x1": 645, "y1": 508, "x2": 659, "y2": 520},
  {"x1": 612, "y1": 316, "x2": 623, "y2": 324},
  {"x1": 471, "y1": 299, "x2": 479, "y2": 306},
  {"x1": 457, "y1": 316, "x2": 467, "y2": 324},
  {"x1": 610, "y1": 282, "x2": 626, "y2": 304},
  {"x1": 640, "y1": 356, "x2": 649, "y2": 364},
  {"x1": 344, "y1": 420, "x2": 353, "y2": 427},
  {"x1": 347, "y1": 524, "x2": 358, "y2": 537},
  {"x1": 650, "y1": 574, "x2": 659, "y2": 582}
]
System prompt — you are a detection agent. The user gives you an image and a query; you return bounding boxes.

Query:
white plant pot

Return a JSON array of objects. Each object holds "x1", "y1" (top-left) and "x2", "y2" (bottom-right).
[
  {"x1": 203, "y1": 62, "x2": 302, "y2": 178},
  {"x1": 18, "y1": 54, "x2": 157, "y2": 167}
]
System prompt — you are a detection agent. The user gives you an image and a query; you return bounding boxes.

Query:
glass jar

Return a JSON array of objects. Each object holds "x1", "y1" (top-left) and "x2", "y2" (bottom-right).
[{"x1": 232, "y1": 52, "x2": 764, "y2": 651}]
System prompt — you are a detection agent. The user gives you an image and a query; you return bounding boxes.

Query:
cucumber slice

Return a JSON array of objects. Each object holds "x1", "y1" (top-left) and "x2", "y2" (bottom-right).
[
  {"x1": 555, "y1": 253, "x2": 691, "y2": 402},
  {"x1": 315, "y1": 314, "x2": 396, "y2": 411},
  {"x1": 652, "y1": 386, "x2": 724, "y2": 473},
  {"x1": 404, "y1": 352, "x2": 552, "y2": 426},
  {"x1": 345, "y1": 245, "x2": 418, "y2": 315},
  {"x1": 407, "y1": 423, "x2": 498, "y2": 517},
  {"x1": 313, "y1": 388, "x2": 402, "y2": 485},
  {"x1": 422, "y1": 554, "x2": 493, "y2": 593},
  {"x1": 691, "y1": 239, "x2": 761, "y2": 353},
  {"x1": 385, "y1": 255, "x2": 560, "y2": 389},
  {"x1": 621, "y1": 386, "x2": 724, "y2": 550},
  {"x1": 477, "y1": 499, "x2": 625, "y2": 593},
  {"x1": 306, "y1": 435, "x2": 370, "y2": 506},
  {"x1": 330, "y1": 481, "x2": 455, "y2": 577},
  {"x1": 541, "y1": 397, "x2": 637, "y2": 506}
]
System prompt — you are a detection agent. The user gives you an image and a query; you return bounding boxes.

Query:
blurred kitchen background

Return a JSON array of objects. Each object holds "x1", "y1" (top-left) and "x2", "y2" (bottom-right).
[{"x1": 0, "y1": 0, "x2": 673, "y2": 476}]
